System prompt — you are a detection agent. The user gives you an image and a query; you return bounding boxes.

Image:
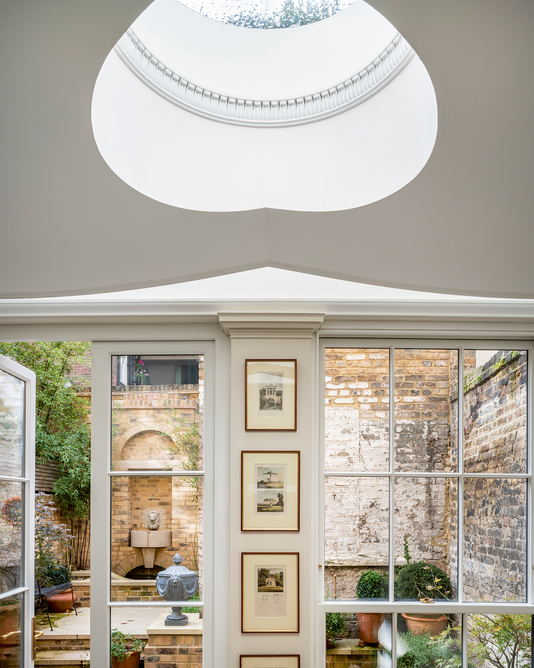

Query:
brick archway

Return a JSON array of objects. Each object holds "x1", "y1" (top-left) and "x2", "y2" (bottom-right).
[
  {"x1": 113, "y1": 549, "x2": 174, "y2": 577},
  {"x1": 114, "y1": 422, "x2": 173, "y2": 456}
]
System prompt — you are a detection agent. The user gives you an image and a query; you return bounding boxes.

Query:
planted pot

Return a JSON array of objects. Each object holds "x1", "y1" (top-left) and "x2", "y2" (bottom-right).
[
  {"x1": 111, "y1": 651, "x2": 141, "y2": 668},
  {"x1": 0, "y1": 603, "x2": 20, "y2": 645},
  {"x1": 357, "y1": 612, "x2": 386, "y2": 646},
  {"x1": 401, "y1": 612, "x2": 448, "y2": 636},
  {"x1": 47, "y1": 591, "x2": 77, "y2": 613}
]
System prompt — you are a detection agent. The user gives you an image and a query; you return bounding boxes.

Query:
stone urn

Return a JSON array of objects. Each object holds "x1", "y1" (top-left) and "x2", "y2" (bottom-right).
[
  {"x1": 156, "y1": 552, "x2": 198, "y2": 626},
  {"x1": 401, "y1": 612, "x2": 448, "y2": 636}
]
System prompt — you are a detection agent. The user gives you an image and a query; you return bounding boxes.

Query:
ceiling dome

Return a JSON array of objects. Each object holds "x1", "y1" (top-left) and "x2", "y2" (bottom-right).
[{"x1": 92, "y1": 0, "x2": 437, "y2": 212}]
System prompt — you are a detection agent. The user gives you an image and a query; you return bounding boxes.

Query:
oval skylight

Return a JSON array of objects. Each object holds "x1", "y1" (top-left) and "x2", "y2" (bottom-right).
[
  {"x1": 178, "y1": 0, "x2": 356, "y2": 29},
  {"x1": 92, "y1": 0, "x2": 437, "y2": 212}
]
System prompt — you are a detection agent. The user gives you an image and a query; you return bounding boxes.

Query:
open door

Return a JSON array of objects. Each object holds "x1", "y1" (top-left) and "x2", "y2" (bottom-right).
[{"x1": 0, "y1": 354, "x2": 35, "y2": 667}]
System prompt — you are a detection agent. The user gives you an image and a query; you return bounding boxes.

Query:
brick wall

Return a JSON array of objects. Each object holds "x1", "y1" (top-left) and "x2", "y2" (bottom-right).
[{"x1": 449, "y1": 351, "x2": 527, "y2": 601}]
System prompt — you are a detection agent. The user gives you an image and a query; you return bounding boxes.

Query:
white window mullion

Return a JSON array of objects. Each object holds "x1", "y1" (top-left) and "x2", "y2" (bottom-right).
[
  {"x1": 457, "y1": 347, "x2": 464, "y2": 605},
  {"x1": 528, "y1": 345, "x2": 534, "y2": 605}
]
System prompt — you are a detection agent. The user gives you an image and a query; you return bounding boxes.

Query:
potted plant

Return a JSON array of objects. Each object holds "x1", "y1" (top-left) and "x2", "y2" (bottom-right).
[
  {"x1": 0, "y1": 596, "x2": 21, "y2": 646},
  {"x1": 355, "y1": 570, "x2": 389, "y2": 646},
  {"x1": 396, "y1": 561, "x2": 451, "y2": 636},
  {"x1": 110, "y1": 629, "x2": 146, "y2": 668}
]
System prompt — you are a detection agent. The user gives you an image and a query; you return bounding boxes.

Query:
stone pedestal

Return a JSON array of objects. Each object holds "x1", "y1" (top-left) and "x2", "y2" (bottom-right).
[{"x1": 145, "y1": 612, "x2": 202, "y2": 667}]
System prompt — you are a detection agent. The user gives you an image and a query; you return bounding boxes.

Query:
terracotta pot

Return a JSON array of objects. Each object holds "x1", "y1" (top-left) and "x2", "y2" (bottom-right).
[
  {"x1": 111, "y1": 651, "x2": 141, "y2": 668},
  {"x1": 357, "y1": 612, "x2": 386, "y2": 645},
  {"x1": 401, "y1": 612, "x2": 448, "y2": 636},
  {"x1": 47, "y1": 591, "x2": 77, "y2": 613},
  {"x1": 0, "y1": 603, "x2": 20, "y2": 645}
]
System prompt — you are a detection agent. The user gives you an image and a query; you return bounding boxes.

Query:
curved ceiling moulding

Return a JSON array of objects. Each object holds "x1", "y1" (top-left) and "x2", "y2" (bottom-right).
[{"x1": 115, "y1": 28, "x2": 415, "y2": 127}]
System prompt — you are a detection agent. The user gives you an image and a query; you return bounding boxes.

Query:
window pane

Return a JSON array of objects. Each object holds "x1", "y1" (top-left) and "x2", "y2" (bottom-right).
[
  {"x1": 325, "y1": 477, "x2": 388, "y2": 600},
  {"x1": 111, "y1": 355, "x2": 203, "y2": 472},
  {"x1": 395, "y1": 349, "x2": 458, "y2": 473},
  {"x1": 110, "y1": 605, "x2": 202, "y2": 666},
  {"x1": 0, "y1": 481, "x2": 23, "y2": 594},
  {"x1": 468, "y1": 613, "x2": 531, "y2": 667},
  {"x1": 0, "y1": 369, "x2": 24, "y2": 479},
  {"x1": 464, "y1": 477, "x2": 526, "y2": 602},
  {"x1": 463, "y1": 350, "x2": 527, "y2": 474},
  {"x1": 325, "y1": 349, "x2": 389, "y2": 472},
  {"x1": 111, "y1": 476, "x2": 202, "y2": 600},
  {"x1": 325, "y1": 611, "x2": 391, "y2": 664},
  {"x1": 397, "y1": 612, "x2": 461, "y2": 667},
  {"x1": 0, "y1": 592, "x2": 23, "y2": 667},
  {"x1": 395, "y1": 478, "x2": 457, "y2": 601}
]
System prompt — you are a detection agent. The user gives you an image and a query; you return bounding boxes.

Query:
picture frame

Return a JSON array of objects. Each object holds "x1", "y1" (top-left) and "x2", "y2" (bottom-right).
[
  {"x1": 241, "y1": 451, "x2": 300, "y2": 532},
  {"x1": 240, "y1": 656, "x2": 300, "y2": 668},
  {"x1": 241, "y1": 552, "x2": 299, "y2": 633},
  {"x1": 245, "y1": 360, "x2": 297, "y2": 431}
]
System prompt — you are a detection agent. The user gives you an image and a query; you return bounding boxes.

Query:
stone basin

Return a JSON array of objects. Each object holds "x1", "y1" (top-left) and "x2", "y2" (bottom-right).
[
  {"x1": 130, "y1": 530, "x2": 173, "y2": 568},
  {"x1": 131, "y1": 530, "x2": 172, "y2": 548}
]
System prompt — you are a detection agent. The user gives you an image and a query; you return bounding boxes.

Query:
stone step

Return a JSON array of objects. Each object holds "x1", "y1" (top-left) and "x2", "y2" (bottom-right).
[{"x1": 35, "y1": 650, "x2": 90, "y2": 667}]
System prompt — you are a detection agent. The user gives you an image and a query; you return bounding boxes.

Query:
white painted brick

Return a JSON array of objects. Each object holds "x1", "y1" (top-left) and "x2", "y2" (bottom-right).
[
  {"x1": 348, "y1": 383, "x2": 369, "y2": 389},
  {"x1": 340, "y1": 390, "x2": 350, "y2": 396},
  {"x1": 328, "y1": 390, "x2": 338, "y2": 396},
  {"x1": 346, "y1": 354, "x2": 366, "y2": 360},
  {"x1": 326, "y1": 383, "x2": 345, "y2": 389},
  {"x1": 334, "y1": 398, "x2": 355, "y2": 404}
]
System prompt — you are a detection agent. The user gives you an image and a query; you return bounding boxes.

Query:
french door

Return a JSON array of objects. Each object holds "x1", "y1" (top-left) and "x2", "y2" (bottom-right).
[{"x1": 0, "y1": 354, "x2": 35, "y2": 668}]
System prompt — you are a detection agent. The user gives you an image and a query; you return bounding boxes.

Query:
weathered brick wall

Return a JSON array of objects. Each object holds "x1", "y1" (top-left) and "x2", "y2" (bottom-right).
[
  {"x1": 449, "y1": 351, "x2": 527, "y2": 601},
  {"x1": 325, "y1": 349, "x2": 458, "y2": 596}
]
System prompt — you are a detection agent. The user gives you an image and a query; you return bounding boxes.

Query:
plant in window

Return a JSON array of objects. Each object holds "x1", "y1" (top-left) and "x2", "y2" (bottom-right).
[
  {"x1": 395, "y1": 562, "x2": 452, "y2": 601},
  {"x1": 325, "y1": 611, "x2": 351, "y2": 649},
  {"x1": 34, "y1": 493, "x2": 73, "y2": 585},
  {"x1": 393, "y1": 626, "x2": 466, "y2": 668},
  {"x1": 355, "y1": 570, "x2": 389, "y2": 646},
  {"x1": 110, "y1": 629, "x2": 146, "y2": 668},
  {"x1": 468, "y1": 613, "x2": 531, "y2": 668}
]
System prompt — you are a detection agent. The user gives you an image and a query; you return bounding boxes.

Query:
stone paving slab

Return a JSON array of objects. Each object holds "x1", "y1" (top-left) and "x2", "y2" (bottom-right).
[
  {"x1": 38, "y1": 606, "x2": 167, "y2": 638},
  {"x1": 35, "y1": 650, "x2": 90, "y2": 666}
]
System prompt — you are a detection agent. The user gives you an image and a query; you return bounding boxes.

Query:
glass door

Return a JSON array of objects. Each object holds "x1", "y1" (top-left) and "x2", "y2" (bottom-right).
[{"x1": 0, "y1": 354, "x2": 35, "y2": 668}]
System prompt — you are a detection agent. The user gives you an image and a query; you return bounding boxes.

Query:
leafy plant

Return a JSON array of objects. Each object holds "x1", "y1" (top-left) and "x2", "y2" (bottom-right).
[
  {"x1": 110, "y1": 629, "x2": 146, "y2": 661},
  {"x1": 403, "y1": 534, "x2": 412, "y2": 565},
  {"x1": 468, "y1": 613, "x2": 531, "y2": 668},
  {"x1": 223, "y1": 0, "x2": 341, "y2": 29},
  {"x1": 182, "y1": 590, "x2": 200, "y2": 613},
  {"x1": 163, "y1": 406, "x2": 201, "y2": 502},
  {"x1": 326, "y1": 611, "x2": 351, "y2": 648},
  {"x1": 0, "y1": 342, "x2": 91, "y2": 569},
  {"x1": 394, "y1": 627, "x2": 465, "y2": 668},
  {"x1": 395, "y1": 562, "x2": 452, "y2": 601},
  {"x1": 356, "y1": 570, "x2": 389, "y2": 599},
  {"x1": 35, "y1": 493, "x2": 73, "y2": 585}
]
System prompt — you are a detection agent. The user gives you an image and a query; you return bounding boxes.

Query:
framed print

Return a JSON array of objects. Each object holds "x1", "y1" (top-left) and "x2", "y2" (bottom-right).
[
  {"x1": 242, "y1": 552, "x2": 299, "y2": 633},
  {"x1": 245, "y1": 360, "x2": 297, "y2": 431},
  {"x1": 241, "y1": 451, "x2": 300, "y2": 531},
  {"x1": 240, "y1": 656, "x2": 300, "y2": 668}
]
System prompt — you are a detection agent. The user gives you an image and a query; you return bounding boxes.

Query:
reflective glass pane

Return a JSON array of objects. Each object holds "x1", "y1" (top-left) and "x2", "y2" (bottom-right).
[
  {"x1": 0, "y1": 369, "x2": 24, "y2": 479},
  {"x1": 111, "y1": 476, "x2": 202, "y2": 601},
  {"x1": 468, "y1": 613, "x2": 531, "y2": 667},
  {"x1": 110, "y1": 605, "x2": 202, "y2": 666},
  {"x1": 111, "y1": 355, "x2": 203, "y2": 472},
  {"x1": 463, "y1": 350, "x2": 527, "y2": 474},
  {"x1": 395, "y1": 478, "x2": 457, "y2": 601},
  {"x1": 325, "y1": 477, "x2": 388, "y2": 600},
  {"x1": 395, "y1": 349, "x2": 458, "y2": 473},
  {"x1": 326, "y1": 611, "x2": 391, "y2": 663},
  {"x1": 0, "y1": 481, "x2": 23, "y2": 594},
  {"x1": 397, "y1": 612, "x2": 461, "y2": 667},
  {"x1": 0, "y1": 592, "x2": 23, "y2": 667},
  {"x1": 464, "y1": 477, "x2": 526, "y2": 602},
  {"x1": 325, "y1": 349, "x2": 389, "y2": 472}
]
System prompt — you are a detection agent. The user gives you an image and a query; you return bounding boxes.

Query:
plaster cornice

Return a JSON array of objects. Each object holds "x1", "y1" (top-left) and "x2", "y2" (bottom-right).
[{"x1": 114, "y1": 28, "x2": 415, "y2": 127}]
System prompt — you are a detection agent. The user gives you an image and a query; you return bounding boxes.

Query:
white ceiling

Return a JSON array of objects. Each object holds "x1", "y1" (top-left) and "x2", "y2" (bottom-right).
[{"x1": 1, "y1": 0, "x2": 533, "y2": 299}]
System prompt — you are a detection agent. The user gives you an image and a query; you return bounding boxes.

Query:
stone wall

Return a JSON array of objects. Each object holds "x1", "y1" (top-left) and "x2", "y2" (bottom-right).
[{"x1": 449, "y1": 351, "x2": 527, "y2": 602}]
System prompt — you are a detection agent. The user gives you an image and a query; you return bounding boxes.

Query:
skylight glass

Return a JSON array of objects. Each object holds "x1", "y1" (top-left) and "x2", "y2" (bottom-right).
[{"x1": 177, "y1": 0, "x2": 356, "y2": 29}]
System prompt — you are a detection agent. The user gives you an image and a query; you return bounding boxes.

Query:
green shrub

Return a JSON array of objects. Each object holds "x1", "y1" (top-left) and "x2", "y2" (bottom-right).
[
  {"x1": 110, "y1": 629, "x2": 145, "y2": 661},
  {"x1": 356, "y1": 570, "x2": 389, "y2": 599},
  {"x1": 395, "y1": 561, "x2": 452, "y2": 601},
  {"x1": 325, "y1": 611, "x2": 351, "y2": 647},
  {"x1": 395, "y1": 629, "x2": 464, "y2": 668}
]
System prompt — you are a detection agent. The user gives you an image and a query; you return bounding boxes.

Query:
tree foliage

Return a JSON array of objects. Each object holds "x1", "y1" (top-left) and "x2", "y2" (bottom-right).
[
  {"x1": 468, "y1": 614, "x2": 531, "y2": 668},
  {"x1": 0, "y1": 342, "x2": 91, "y2": 521},
  {"x1": 223, "y1": 0, "x2": 341, "y2": 29}
]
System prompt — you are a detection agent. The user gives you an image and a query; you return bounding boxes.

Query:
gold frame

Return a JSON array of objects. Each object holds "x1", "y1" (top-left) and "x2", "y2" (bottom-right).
[
  {"x1": 241, "y1": 451, "x2": 300, "y2": 532},
  {"x1": 245, "y1": 360, "x2": 297, "y2": 431},
  {"x1": 241, "y1": 552, "x2": 299, "y2": 633}
]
